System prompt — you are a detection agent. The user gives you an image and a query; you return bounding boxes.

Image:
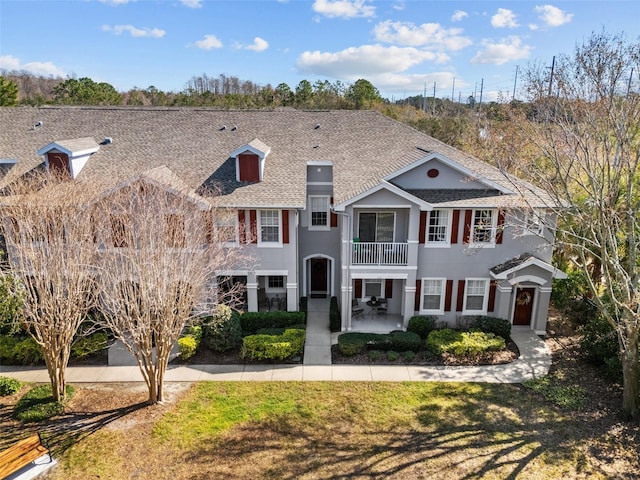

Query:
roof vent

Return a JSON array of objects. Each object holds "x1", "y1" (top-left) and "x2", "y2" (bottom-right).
[
  {"x1": 314, "y1": 124, "x2": 321, "y2": 129},
  {"x1": 100, "y1": 137, "x2": 113, "y2": 145},
  {"x1": 231, "y1": 125, "x2": 237, "y2": 131},
  {"x1": 219, "y1": 125, "x2": 227, "y2": 131},
  {"x1": 33, "y1": 121, "x2": 43, "y2": 129}
]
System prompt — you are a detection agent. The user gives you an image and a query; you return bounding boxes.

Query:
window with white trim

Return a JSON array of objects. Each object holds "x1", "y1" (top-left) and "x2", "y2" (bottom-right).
[
  {"x1": 523, "y1": 210, "x2": 545, "y2": 236},
  {"x1": 358, "y1": 212, "x2": 394, "y2": 242},
  {"x1": 464, "y1": 278, "x2": 489, "y2": 314},
  {"x1": 427, "y1": 209, "x2": 450, "y2": 244},
  {"x1": 422, "y1": 278, "x2": 446, "y2": 313},
  {"x1": 309, "y1": 196, "x2": 330, "y2": 230},
  {"x1": 268, "y1": 276, "x2": 284, "y2": 288},
  {"x1": 364, "y1": 279, "x2": 383, "y2": 299},
  {"x1": 215, "y1": 210, "x2": 238, "y2": 244},
  {"x1": 472, "y1": 209, "x2": 496, "y2": 244},
  {"x1": 259, "y1": 210, "x2": 280, "y2": 244}
]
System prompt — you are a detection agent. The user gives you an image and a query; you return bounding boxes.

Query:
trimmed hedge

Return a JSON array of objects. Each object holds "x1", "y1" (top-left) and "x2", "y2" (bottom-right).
[
  {"x1": 0, "y1": 376, "x2": 22, "y2": 396},
  {"x1": 407, "y1": 316, "x2": 436, "y2": 340},
  {"x1": 240, "y1": 311, "x2": 306, "y2": 336},
  {"x1": 178, "y1": 325, "x2": 203, "y2": 360},
  {"x1": 387, "y1": 331, "x2": 422, "y2": 352},
  {"x1": 203, "y1": 305, "x2": 242, "y2": 352},
  {"x1": 426, "y1": 328, "x2": 505, "y2": 356},
  {"x1": 468, "y1": 316, "x2": 511, "y2": 340},
  {"x1": 241, "y1": 328, "x2": 305, "y2": 361},
  {"x1": 329, "y1": 296, "x2": 341, "y2": 332},
  {"x1": 337, "y1": 332, "x2": 384, "y2": 356}
]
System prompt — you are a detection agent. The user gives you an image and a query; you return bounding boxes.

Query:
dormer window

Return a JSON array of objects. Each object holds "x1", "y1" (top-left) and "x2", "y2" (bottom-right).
[
  {"x1": 37, "y1": 137, "x2": 100, "y2": 179},
  {"x1": 231, "y1": 138, "x2": 270, "y2": 183}
]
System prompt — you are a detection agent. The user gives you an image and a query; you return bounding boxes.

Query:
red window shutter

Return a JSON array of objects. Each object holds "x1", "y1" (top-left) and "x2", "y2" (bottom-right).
[
  {"x1": 354, "y1": 279, "x2": 362, "y2": 298},
  {"x1": 238, "y1": 210, "x2": 246, "y2": 244},
  {"x1": 419, "y1": 211, "x2": 427, "y2": 244},
  {"x1": 282, "y1": 210, "x2": 289, "y2": 244},
  {"x1": 415, "y1": 279, "x2": 422, "y2": 311},
  {"x1": 238, "y1": 154, "x2": 260, "y2": 182},
  {"x1": 463, "y1": 210, "x2": 472, "y2": 244},
  {"x1": 456, "y1": 280, "x2": 465, "y2": 312},
  {"x1": 330, "y1": 197, "x2": 338, "y2": 227},
  {"x1": 249, "y1": 210, "x2": 257, "y2": 244},
  {"x1": 450, "y1": 210, "x2": 460, "y2": 244},
  {"x1": 496, "y1": 210, "x2": 505, "y2": 244},
  {"x1": 488, "y1": 281, "x2": 497, "y2": 312},
  {"x1": 384, "y1": 279, "x2": 393, "y2": 299},
  {"x1": 444, "y1": 279, "x2": 453, "y2": 312}
]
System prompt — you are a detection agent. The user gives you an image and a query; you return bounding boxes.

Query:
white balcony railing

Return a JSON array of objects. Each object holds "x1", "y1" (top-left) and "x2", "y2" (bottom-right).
[{"x1": 351, "y1": 242, "x2": 408, "y2": 265}]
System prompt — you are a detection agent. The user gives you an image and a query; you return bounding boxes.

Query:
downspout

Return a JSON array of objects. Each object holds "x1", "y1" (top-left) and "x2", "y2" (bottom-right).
[{"x1": 331, "y1": 206, "x2": 352, "y2": 331}]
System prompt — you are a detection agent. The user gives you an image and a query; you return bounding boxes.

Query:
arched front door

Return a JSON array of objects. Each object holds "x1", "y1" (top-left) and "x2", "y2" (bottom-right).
[
  {"x1": 310, "y1": 257, "x2": 328, "y2": 298},
  {"x1": 513, "y1": 287, "x2": 535, "y2": 325}
]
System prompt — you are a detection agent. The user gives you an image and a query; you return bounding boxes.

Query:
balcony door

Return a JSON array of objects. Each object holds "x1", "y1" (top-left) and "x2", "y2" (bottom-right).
[{"x1": 358, "y1": 212, "x2": 394, "y2": 242}]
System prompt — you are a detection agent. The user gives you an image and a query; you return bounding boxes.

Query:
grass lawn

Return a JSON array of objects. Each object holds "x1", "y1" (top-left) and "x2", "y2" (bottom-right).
[{"x1": 25, "y1": 381, "x2": 637, "y2": 479}]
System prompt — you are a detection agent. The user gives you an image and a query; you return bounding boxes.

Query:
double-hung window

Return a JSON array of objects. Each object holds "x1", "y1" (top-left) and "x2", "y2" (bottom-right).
[
  {"x1": 471, "y1": 210, "x2": 496, "y2": 244},
  {"x1": 215, "y1": 210, "x2": 238, "y2": 244},
  {"x1": 364, "y1": 279, "x2": 383, "y2": 299},
  {"x1": 358, "y1": 212, "x2": 394, "y2": 242},
  {"x1": 427, "y1": 209, "x2": 450, "y2": 245},
  {"x1": 464, "y1": 278, "x2": 489, "y2": 314},
  {"x1": 259, "y1": 210, "x2": 280, "y2": 244},
  {"x1": 309, "y1": 196, "x2": 330, "y2": 230},
  {"x1": 422, "y1": 278, "x2": 446, "y2": 314},
  {"x1": 523, "y1": 209, "x2": 545, "y2": 236}
]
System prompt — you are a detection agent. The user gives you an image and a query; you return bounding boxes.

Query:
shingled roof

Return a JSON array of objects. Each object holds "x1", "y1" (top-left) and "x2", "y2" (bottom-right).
[{"x1": 0, "y1": 106, "x2": 553, "y2": 208}]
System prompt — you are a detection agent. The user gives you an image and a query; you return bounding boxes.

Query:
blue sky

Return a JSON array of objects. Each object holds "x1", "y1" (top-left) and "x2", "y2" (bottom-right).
[{"x1": 0, "y1": 0, "x2": 637, "y2": 102}]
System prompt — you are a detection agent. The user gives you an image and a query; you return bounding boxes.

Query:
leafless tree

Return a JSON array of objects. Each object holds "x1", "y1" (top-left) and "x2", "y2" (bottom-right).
[
  {"x1": 515, "y1": 31, "x2": 640, "y2": 421},
  {"x1": 1, "y1": 175, "x2": 97, "y2": 401},
  {"x1": 92, "y1": 177, "x2": 247, "y2": 404}
]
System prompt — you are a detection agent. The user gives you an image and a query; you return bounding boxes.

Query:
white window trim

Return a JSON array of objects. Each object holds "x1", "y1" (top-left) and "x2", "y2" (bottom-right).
[
  {"x1": 215, "y1": 213, "x2": 239, "y2": 246},
  {"x1": 257, "y1": 209, "x2": 282, "y2": 247},
  {"x1": 308, "y1": 195, "x2": 331, "y2": 231},
  {"x1": 362, "y1": 279, "x2": 383, "y2": 300},
  {"x1": 358, "y1": 211, "x2": 396, "y2": 243},
  {"x1": 523, "y1": 210, "x2": 545, "y2": 236},
  {"x1": 462, "y1": 278, "x2": 490, "y2": 315},
  {"x1": 420, "y1": 277, "x2": 446, "y2": 315},
  {"x1": 425, "y1": 209, "x2": 452, "y2": 248},
  {"x1": 469, "y1": 209, "x2": 498, "y2": 247}
]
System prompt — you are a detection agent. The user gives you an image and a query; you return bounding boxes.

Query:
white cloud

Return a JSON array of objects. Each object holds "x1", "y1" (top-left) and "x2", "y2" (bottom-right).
[
  {"x1": 491, "y1": 8, "x2": 519, "y2": 28},
  {"x1": 296, "y1": 44, "x2": 447, "y2": 78},
  {"x1": 245, "y1": 37, "x2": 269, "y2": 52},
  {"x1": 312, "y1": 0, "x2": 375, "y2": 19},
  {"x1": 180, "y1": 0, "x2": 202, "y2": 7},
  {"x1": 194, "y1": 34, "x2": 223, "y2": 50},
  {"x1": 373, "y1": 20, "x2": 472, "y2": 51},
  {"x1": 451, "y1": 10, "x2": 468, "y2": 22},
  {"x1": 0, "y1": 55, "x2": 65, "y2": 77},
  {"x1": 102, "y1": 24, "x2": 165, "y2": 38},
  {"x1": 535, "y1": 4, "x2": 573, "y2": 27},
  {"x1": 392, "y1": 1, "x2": 405, "y2": 11},
  {"x1": 471, "y1": 36, "x2": 531, "y2": 65}
]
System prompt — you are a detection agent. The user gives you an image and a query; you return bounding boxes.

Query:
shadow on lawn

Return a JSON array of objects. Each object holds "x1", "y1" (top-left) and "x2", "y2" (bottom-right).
[{"x1": 178, "y1": 384, "x2": 636, "y2": 479}]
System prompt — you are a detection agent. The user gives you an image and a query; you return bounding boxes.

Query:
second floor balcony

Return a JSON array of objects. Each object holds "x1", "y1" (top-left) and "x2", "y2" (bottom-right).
[{"x1": 352, "y1": 241, "x2": 408, "y2": 266}]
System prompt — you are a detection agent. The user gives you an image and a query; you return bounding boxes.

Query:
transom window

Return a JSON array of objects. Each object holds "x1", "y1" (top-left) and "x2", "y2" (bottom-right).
[
  {"x1": 309, "y1": 196, "x2": 330, "y2": 230},
  {"x1": 259, "y1": 210, "x2": 280, "y2": 243},
  {"x1": 472, "y1": 210, "x2": 495, "y2": 244},
  {"x1": 422, "y1": 278, "x2": 445, "y2": 313},
  {"x1": 358, "y1": 212, "x2": 394, "y2": 242},
  {"x1": 427, "y1": 210, "x2": 449, "y2": 243},
  {"x1": 464, "y1": 279, "x2": 489, "y2": 313}
]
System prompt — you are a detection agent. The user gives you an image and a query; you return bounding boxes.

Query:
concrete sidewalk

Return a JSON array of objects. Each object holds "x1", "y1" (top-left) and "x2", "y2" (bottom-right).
[{"x1": 0, "y1": 327, "x2": 551, "y2": 384}]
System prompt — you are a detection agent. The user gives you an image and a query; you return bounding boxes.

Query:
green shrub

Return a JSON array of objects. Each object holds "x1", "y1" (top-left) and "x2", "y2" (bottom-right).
[
  {"x1": 368, "y1": 350, "x2": 382, "y2": 361},
  {"x1": 241, "y1": 329, "x2": 305, "y2": 361},
  {"x1": 329, "y1": 296, "x2": 341, "y2": 332},
  {"x1": 337, "y1": 332, "x2": 384, "y2": 356},
  {"x1": 204, "y1": 305, "x2": 242, "y2": 352},
  {"x1": 239, "y1": 311, "x2": 306, "y2": 336},
  {"x1": 402, "y1": 350, "x2": 416, "y2": 363},
  {"x1": 178, "y1": 336, "x2": 198, "y2": 360},
  {"x1": 551, "y1": 270, "x2": 589, "y2": 311},
  {"x1": 71, "y1": 333, "x2": 108, "y2": 360},
  {"x1": 299, "y1": 296, "x2": 308, "y2": 322},
  {"x1": 387, "y1": 331, "x2": 422, "y2": 352},
  {"x1": 386, "y1": 350, "x2": 399, "y2": 361},
  {"x1": 426, "y1": 328, "x2": 505, "y2": 356},
  {"x1": 14, "y1": 337, "x2": 43, "y2": 365},
  {"x1": 407, "y1": 316, "x2": 436, "y2": 340},
  {"x1": 469, "y1": 316, "x2": 511, "y2": 340},
  {"x1": 184, "y1": 325, "x2": 203, "y2": 344},
  {"x1": 0, "y1": 376, "x2": 22, "y2": 396},
  {"x1": 14, "y1": 384, "x2": 76, "y2": 422},
  {"x1": 580, "y1": 313, "x2": 622, "y2": 379},
  {"x1": 0, "y1": 335, "x2": 20, "y2": 363}
]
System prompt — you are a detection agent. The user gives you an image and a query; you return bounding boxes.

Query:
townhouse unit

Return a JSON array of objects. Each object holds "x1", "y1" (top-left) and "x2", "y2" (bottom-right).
[{"x1": 0, "y1": 106, "x2": 565, "y2": 334}]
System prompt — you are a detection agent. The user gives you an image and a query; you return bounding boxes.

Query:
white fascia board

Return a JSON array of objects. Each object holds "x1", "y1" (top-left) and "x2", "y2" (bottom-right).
[
  {"x1": 333, "y1": 181, "x2": 433, "y2": 212},
  {"x1": 385, "y1": 151, "x2": 514, "y2": 195},
  {"x1": 37, "y1": 142, "x2": 99, "y2": 158},
  {"x1": 230, "y1": 142, "x2": 270, "y2": 159},
  {"x1": 491, "y1": 256, "x2": 567, "y2": 280}
]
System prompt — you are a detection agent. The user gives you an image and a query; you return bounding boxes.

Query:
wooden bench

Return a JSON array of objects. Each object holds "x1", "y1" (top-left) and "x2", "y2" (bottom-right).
[{"x1": 0, "y1": 434, "x2": 50, "y2": 479}]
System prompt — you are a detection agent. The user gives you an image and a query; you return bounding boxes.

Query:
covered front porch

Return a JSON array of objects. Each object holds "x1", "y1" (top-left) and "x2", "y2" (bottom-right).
[{"x1": 349, "y1": 311, "x2": 404, "y2": 333}]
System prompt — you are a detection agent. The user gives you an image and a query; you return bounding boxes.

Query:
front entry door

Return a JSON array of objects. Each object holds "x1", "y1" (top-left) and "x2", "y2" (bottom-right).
[
  {"x1": 310, "y1": 258, "x2": 328, "y2": 298},
  {"x1": 513, "y1": 288, "x2": 535, "y2": 325}
]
